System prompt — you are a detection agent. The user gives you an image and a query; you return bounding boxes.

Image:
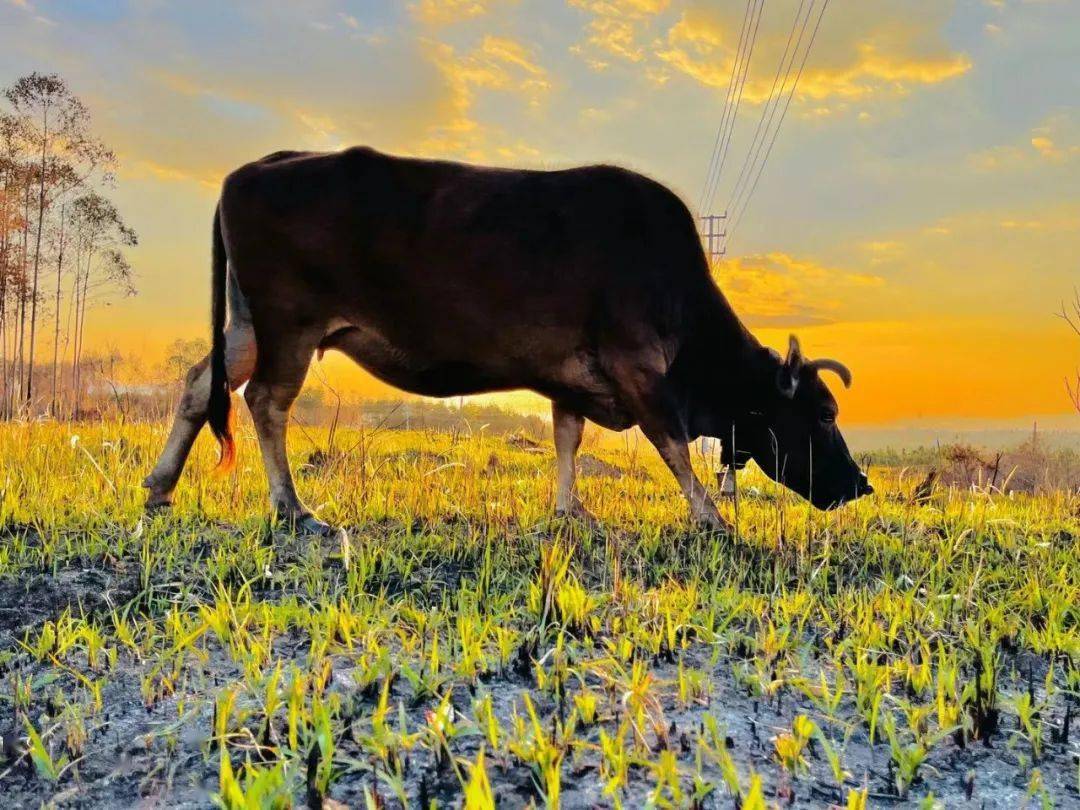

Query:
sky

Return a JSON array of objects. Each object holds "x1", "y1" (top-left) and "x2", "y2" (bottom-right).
[{"x1": 1, "y1": 0, "x2": 1079, "y2": 426}]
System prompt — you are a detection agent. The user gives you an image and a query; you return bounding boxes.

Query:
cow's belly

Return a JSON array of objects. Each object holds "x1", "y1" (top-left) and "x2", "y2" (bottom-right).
[
  {"x1": 319, "y1": 321, "x2": 634, "y2": 430},
  {"x1": 319, "y1": 323, "x2": 502, "y2": 396}
]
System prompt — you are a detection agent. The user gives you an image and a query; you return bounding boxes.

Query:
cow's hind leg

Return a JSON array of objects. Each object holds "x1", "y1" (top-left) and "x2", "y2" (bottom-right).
[
  {"x1": 143, "y1": 322, "x2": 255, "y2": 509},
  {"x1": 552, "y1": 402, "x2": 595, "y2": 522},
  {"x1": 243, "y1": 330, "x2": 341, "y2": 539}
]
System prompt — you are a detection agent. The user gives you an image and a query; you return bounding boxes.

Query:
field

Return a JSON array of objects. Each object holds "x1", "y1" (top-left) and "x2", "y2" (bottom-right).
[{"x1": 0, "y1": 420, "x2": 1078, "y2": 808}]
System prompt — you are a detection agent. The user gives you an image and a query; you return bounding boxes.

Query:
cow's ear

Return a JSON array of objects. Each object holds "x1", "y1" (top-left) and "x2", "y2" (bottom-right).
[{"x1": 776, "y1": 334, "x2": 803, "y2": 399}]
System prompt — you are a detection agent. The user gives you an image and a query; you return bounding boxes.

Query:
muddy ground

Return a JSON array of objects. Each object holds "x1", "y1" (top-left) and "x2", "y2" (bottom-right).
[{"x1": 1, "y1": 529, "x2": 1078, "y2": 809}]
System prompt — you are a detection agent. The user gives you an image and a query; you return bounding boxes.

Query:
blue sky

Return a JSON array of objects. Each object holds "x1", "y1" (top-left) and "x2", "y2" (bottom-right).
[{"x1": 2, "y1": 0, "x2": 1078, "y2": 422}]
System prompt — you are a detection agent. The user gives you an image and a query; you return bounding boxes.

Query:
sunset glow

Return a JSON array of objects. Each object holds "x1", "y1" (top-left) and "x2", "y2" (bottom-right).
[{"x1": 2, "y1": 0, "x2": 1077, "y2": 425}]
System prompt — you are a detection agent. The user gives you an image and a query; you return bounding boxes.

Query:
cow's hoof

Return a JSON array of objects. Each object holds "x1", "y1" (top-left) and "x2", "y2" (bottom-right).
[
  {"x1": 143, "y1": 490, "x2": 173, "y2": 512},
  {"x1": 693, "y1": 506, "x2": 732, "y2": 534},
  {"x1": 142, "y1": 475, "x2": 175, "y2": 512},
  {"x1": 294, "y1": 513, "x2": 340, "y2": 537},
  {"x1": 293, "y1": 515, "x2": 351, "y2": 558}
]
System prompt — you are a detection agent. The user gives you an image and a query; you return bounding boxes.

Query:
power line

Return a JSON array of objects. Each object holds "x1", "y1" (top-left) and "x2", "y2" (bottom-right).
[
  {"x1": 728, "y1": 0, "x2": 830, "y2": 242},
  {"x1": 700, "y1": 0, "x2": 765, "y2": 217},
  {"x1": 706, "y1": 0, "x2": 765, "y2": 214},
  {"x1": 697, "y1": 0, "x2": 754, "y2": 216},
  {"x1": 723, "y1": 0, "x2": 808, "y2": 222},
  {"x1": 725, "y1": 0, "x2": 816, "y2": 235}
]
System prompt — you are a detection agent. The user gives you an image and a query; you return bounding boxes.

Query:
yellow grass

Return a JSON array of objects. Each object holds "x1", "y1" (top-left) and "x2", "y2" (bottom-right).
[{"x1": 0, "y1": 419, "x2": 1078, "y2": 806}]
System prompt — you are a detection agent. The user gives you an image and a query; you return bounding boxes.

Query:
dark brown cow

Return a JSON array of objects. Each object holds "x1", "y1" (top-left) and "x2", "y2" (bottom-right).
[{"x1": 143, "y1": 147, "x2": 871, "y2": 536}]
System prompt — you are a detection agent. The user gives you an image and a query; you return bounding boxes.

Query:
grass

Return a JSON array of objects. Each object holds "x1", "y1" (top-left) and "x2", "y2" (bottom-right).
[{"x1": 0, "y1": 418, "x2": 1078, "y2": 807}]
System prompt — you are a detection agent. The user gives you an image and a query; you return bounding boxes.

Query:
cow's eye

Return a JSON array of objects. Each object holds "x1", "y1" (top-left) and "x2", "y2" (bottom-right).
[{"x1": 820, "y1": 408, "x2": 837, "y2": 424}]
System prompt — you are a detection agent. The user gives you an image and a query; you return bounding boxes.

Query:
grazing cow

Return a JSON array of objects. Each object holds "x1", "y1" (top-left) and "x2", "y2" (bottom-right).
[{"x1": 143, "y1": 147, "x2": 872, "y2": 535}]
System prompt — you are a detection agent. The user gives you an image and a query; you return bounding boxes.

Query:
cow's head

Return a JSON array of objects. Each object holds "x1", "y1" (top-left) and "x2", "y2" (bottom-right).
[{"x1": 736, "y1": 336, "x2": 872, "y2": 509}]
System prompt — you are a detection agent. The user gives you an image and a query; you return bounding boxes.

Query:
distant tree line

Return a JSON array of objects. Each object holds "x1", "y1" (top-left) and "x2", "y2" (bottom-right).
[{"x1": 0, "y1": 72, "x2": 136, "y2": 420}]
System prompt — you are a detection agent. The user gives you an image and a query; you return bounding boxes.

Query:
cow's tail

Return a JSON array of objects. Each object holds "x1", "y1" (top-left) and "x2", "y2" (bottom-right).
[{"x1": 207, "y1": 203, "x2": 236, "y2": 473}]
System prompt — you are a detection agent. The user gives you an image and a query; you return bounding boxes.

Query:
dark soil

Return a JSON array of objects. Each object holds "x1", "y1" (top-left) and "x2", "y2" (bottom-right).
[{"x1": 1, "y1": 536, "x2": 1077, "y2": 809}]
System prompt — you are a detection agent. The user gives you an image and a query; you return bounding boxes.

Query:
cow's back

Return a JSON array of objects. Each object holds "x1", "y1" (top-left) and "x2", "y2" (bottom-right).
[{"x1": 219, "y1": 147, "x2": 715, "y2": 396}]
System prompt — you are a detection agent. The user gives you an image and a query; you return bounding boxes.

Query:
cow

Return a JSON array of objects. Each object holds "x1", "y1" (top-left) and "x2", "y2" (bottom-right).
[{"x1": 143, "y1": 147, "x2": 872, "y2": 537}]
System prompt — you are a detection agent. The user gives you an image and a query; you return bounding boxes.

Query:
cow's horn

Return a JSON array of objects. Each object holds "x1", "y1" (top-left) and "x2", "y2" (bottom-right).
[
  {"x1": 785, "y1": 334, "x2": 803, "y2": 369},
  {"x1": 811, "y1": 358, "x2": 852, "y2": 388}
]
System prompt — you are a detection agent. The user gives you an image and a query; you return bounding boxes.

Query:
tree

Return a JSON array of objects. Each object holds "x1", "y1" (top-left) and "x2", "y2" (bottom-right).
[
  {"x1": 0, "y1": 74, "x2": 131, "y2": 419},
  {"x1": 0, "y1": 112, "x2": 25, "y2": 417},
  {"x1": 4, "y1": 73, "x2": 115, "y2": 407},
  {"x1": 66, "y1": 193, "x2": 136, "y2": 417},
  {"x1": 48, "y1": 199, "x2": 67, "y2": 414},
  {"x1": 164, "y1": 337, "x2": 209, "y2": 383},
  {"x1": 1060, "y1": 290, "x2": 1080, "y2": 413}
]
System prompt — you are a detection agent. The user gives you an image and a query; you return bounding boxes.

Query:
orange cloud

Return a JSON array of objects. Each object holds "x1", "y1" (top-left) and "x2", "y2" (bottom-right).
[
  {"x1": 1031, "y1": 135, "x2": 1057, "y2": 157},
  {"x1": 831, "y1": 202, "x2": 1080, "y2": 337},
  {"x1": 656, "y1": 9, "x2": 970, "y2": 103},
  {"x1": 417, "y1": 35, "x2": 550, "y2": 160},
  {"x1": 792, "y1": 44, "x2": 971, "y2": 101},
  {"x1": 118, "y1": 156, "x2": 222, "y2": 192},
  {"x1": 569, "y1": 0, "x2": 671, "y2": 64},
  {"x1": 715, "y1": 252, "x2": 885, "y2": 328},
  {"x1": 971, "y1": 113, "x2": 1080, "y2": 171},
  {"x1": 1029, "y1": 116, "x2": 1080, "y2": 161},
  {"x1": 410, "y1": 0, "x2": 514, "y2": 26},
  {"x1": 148, "y1": 70, "x2": 348, "y2": 152}
]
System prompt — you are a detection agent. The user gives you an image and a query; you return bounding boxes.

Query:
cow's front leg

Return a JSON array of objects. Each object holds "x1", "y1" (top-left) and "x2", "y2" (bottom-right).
[
  {"x1": 605, "y1": 353, "x2": 729, "y2": 532},
  {"x1": 552, "y1": 402, "x2": 594, "y2": 521},
  {"x1": 244, "y1": 333, "x2": 344, "y2": 543},
  {"x1": 649, "y1": 432, "x2": 728, "y2": 531}
]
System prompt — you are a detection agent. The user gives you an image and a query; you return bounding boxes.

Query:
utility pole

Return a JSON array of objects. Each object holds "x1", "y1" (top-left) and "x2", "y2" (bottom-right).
[
  {"x1": 698, "y1": 211, "x2": 737, "y2": 498},
  {"x1": 699, "y1": 213, "x2": 727, "y2": 263}
]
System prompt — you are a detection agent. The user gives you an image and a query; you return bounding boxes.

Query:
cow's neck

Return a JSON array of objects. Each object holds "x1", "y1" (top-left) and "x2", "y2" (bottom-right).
[{"x1": 677, "y1": 285, "x2": 764, "y2": 440}]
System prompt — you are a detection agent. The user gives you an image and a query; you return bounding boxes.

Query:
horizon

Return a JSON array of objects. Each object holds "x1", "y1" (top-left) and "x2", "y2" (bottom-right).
[{"x1": 2, "y1": 0, "x2": 1079, "y2": 427}]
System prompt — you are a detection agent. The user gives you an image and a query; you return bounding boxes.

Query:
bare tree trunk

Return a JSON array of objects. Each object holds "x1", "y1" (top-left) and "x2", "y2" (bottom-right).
[
  {"x1": 50, "y1": 200, "x2": 65, "y2": 416},
  {"x1": 16, "y1": 176, "x2": 30, "y2": 407},
  {"x1": 73, "y1": 251, "x2": 91, "y2": 418},
  {"x1": 0, "y1": 294, "x2": 6, "y2": 420},
  {"x1": 62, "y1": 245, "x2": 79, "y2": 417},
  {"x1": 68, "y1": 255, "x2": 80, "y2": 419},
  {"x1": 0, "y1": 166, "x2": 9, "y2": 420},
  {"x1": 0, "y1": 295, "x2": 7, "y2": 420},
  {"x1": 26, "y1": 102, "x2": 50, "y2": 407},
  {"x1": 0, "y1": 309, "x2": 6, "y2": 420},
  {"x1": 15, "y1": 287, "x2": 25, "y2": 411}
]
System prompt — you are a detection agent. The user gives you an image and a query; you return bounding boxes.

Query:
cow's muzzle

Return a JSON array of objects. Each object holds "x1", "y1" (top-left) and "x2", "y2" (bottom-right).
[
  {"x1": 815, "y1": 472, "x2": 874, "y2": 510},
  {"x1": 857, "y1": 472, "x2": 873, "y2": 497}
]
